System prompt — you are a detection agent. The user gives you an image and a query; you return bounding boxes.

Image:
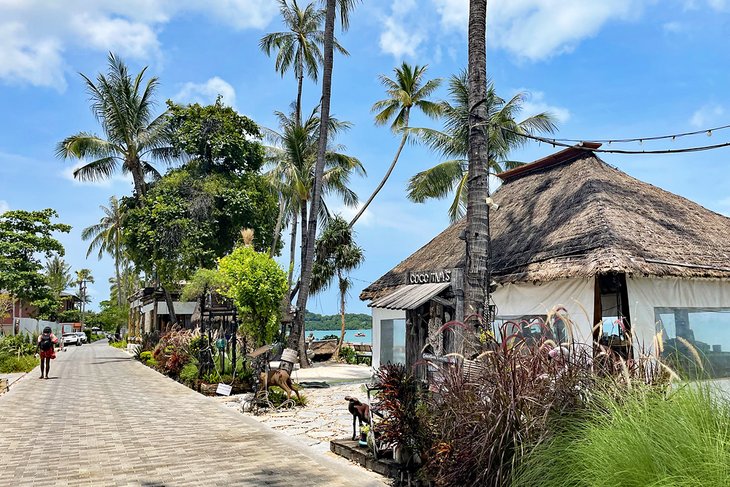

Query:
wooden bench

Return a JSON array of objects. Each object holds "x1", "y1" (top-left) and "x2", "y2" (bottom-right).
[{"x1": 350, "y1": 343, "x2": 372, "y2": 365}]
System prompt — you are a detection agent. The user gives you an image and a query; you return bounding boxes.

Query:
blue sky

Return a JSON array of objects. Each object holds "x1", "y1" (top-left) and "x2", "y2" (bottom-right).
[{"x1": 1, "y1": 0, "x2": 730, "y2": 315}]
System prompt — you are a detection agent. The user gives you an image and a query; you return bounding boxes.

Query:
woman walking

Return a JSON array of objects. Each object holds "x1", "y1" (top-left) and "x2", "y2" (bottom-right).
[{"x1": 37, "y1": 326, "x2": 58, "y2": 379}]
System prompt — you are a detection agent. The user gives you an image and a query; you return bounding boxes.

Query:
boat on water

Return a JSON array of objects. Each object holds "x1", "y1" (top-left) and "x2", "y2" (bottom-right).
[{"x1": 354, "y1": 332, "x2": 366, "y2": 337}]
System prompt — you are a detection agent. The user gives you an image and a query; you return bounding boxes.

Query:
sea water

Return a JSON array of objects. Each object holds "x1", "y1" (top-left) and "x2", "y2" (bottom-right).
[{"x1": 310, "y1": 329, "x2": 372, "y2": 343}]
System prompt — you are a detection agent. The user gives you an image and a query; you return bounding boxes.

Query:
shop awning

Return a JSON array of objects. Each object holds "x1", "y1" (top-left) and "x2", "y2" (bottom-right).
[{"x1": 369, "y1": 282, "x2": 451, "y2": 310}]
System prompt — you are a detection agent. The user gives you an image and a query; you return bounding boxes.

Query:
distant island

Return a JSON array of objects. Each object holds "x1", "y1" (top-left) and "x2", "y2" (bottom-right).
[{"x1": 305, "y1": 311, "x2": 372, "y2": 330}]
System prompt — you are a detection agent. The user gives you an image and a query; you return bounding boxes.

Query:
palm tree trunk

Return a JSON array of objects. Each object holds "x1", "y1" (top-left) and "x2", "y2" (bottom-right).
[
  {"x1": 464, "y1": 0, "x2": 489, "y2": 345},
  {"x1": 287, "y1": 210, "x2": 298, "y2": 289},
  {"x1": 129, "y1": 159, "x2": 146, "y2": 198},
  {"x1": 349, "y1": 112, "x2": 409, "y2": 227},
  {"x1": 162, "y1": 286, "x2": 178, "y2": 328},
  {"x1": 334, "y1": 274, "x2": 346, "y2": 360},
  {"x1": 115, "y1": 228, "x2": 122, "y2": 307},
  {"x1": 269, "y1": 195, "x2": 286, "y2": 258},
  {"x1": 288, "y1": 0, "x2": 336, "y2": 367},
  {"x1": 296, "y1": 71, "x2": 304, "y2": 128}
]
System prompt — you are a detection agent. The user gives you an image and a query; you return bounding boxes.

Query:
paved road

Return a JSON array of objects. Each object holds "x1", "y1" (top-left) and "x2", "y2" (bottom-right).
[{"x1": 0, "y1": 341, "x2": 387, "y2": 487}]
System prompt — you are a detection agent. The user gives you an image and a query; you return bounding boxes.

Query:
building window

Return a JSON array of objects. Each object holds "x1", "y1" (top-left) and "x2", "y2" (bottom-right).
[
  {"x1": 380, "y1": 318, "x2": 406, "y2": 365},
  {"x1": 493, "y1": 315, "x2": 567, "y2": 344},
  {"x1": 655, "y1": 307, "x2": 730, "y2": 379}
]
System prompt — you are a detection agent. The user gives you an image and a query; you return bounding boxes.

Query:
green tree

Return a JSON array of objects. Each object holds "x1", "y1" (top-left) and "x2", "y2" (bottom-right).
[
  {"x1": 260, "y1": 0, "x2": 347, "y2": 127},
  {"x1": 290, "y1": 0, "x2": 360, "y2": 366},
  {"x1": 81, "y1": 196, "x2": 126, "y2": 306},
  {"x1": 265, "y1": 106, "x2": 364, "y2": 291},
  {"x1": 310, "y1": 216, "x2": 363, "y2": 358},
  {"x1": 75, "y1": 269, "x2": 94, "y2": 326},
  {"x1": 44, "y1": 255, "x2": 72, "y2": 299},
  {"x1": 0, "y1": 209, "x2": 70, "y2": 305},
  {"x1": 407, "y1": 72, "x2": 557, "y2": 221},
  {"x1": 349, "y1": 63, "x2": 441, "y2": 226},
  {"x1": 218, "y1": 246, "x2": 288, "y2": 346},
  {"x1": 57, "y1": 53, "x2": 174, "y2": 197}
]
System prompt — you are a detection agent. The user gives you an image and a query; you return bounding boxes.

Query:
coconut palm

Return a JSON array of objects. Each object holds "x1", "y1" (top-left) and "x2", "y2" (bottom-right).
[
  {"x1": 291, "y1": 0, "x2": 360, "y2": 366},
  {"x1": 81, "y1": 196, "x2": 125, "y2": 306},
  {"x1": 260, "y1": 0, "x2": 347, "y2": 127},
  {"x1": 75, "y1": 269, "x2": 95, "y2": 325},
  {"x1": 349, "y1": 63, "x2": 442, "y2": 226},
  {"x1": 407, "y1": 71, "x2": 557, "y2": 222},
  {"x1": 56, "y1": 53, "x2": 174, "y2": 197},
  {"x1": 265, "y1": 105, "x2": 365, "y2": 290},
  {"x1": 310, "y1": 216, "x2": 363, "y2": 359},
  {"x1": 44, "y1": 255, "x2": 72, "y2": 299}
]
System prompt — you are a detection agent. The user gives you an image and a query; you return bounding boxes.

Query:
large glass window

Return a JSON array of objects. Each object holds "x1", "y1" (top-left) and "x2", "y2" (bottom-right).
[
  {"x1": 380, "y1": 318, "x2": 406, "y2": 365},
  {"x1": 655, "y1": 307, "x2": 730, "y2": 379}
]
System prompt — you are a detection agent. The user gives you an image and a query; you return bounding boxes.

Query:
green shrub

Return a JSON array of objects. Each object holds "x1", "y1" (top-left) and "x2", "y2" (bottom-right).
[
  {"x1": 267, "y1": 386, "x2": 307, "y2": 407},
  {"x1": 110, "y1": 340, "x2": 127, "y2": 349},
  {"x1": 146, "y1": 358, "x2": 159, "y2": 368},
  {"x1": 0, "y1": 353, "x2": 40, "y2": 373},
  {"x1": 180, "y1": 363, "x2": 199, "y2": 384},
  {"x1": 338, "y1": 346, "x2": 358, "y2": 364},
  {"x1": 139, "y1": 351, "x2": 153, "y2": 362},
  {"x1": 0, "y1": 334, "x2": 37, "y2": 356},
  {"x1": 84, "y1": 330, "x2": 92, "y2": 343},
  {"x1": 513, "y1": 384, "x2": 730, "y2": 487}
]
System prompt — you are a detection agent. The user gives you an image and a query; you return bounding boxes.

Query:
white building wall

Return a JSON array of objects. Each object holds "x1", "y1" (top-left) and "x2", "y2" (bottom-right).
[
  {"x1": 627, "y1": 277, "x2": 730, "y2": 350},
  {"x1": 371, "y1": 306, "x2": 406, "y2": 370},
  {"x1": 492, "y1": 278, "x2": 595, "y2": 343}
]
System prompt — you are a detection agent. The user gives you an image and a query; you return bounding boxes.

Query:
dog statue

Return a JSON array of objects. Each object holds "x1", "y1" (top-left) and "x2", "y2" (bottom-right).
[
  {"x1": 259, "y1": 369, "x2": 300, "y2": 401},
  {"x1": 345, "y1": 396, "x2": 373, "y2": 441}
]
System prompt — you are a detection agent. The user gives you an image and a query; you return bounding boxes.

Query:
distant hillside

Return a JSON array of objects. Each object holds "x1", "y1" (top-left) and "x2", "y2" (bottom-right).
[{"x1": 305, "y1": 311, "x2": 372, "y2": 330}]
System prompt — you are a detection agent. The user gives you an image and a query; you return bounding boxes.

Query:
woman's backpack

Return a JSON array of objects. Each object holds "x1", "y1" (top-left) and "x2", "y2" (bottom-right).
[{"x1": 39, "y1": 334, "x2": 53, "y2": 351}]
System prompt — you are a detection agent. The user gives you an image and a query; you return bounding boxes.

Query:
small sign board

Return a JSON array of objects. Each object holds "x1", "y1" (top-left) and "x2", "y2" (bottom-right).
[{"x1": 216, "y1": 383, "x2": 233, "y2": 396}]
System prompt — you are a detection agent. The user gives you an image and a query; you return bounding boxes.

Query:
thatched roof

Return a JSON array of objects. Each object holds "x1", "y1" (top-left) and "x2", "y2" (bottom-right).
[{"x1": 361, "y1": 146, "x2": 730, "y2": 301}]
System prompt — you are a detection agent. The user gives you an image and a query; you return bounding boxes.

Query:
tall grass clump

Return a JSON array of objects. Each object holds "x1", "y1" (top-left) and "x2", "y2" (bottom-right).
[{"x1": 513, "y1": 383, "x2": 730, "y2": 487}]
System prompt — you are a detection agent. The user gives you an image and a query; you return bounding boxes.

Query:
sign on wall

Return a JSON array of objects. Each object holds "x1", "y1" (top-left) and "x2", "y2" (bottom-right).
[{"x1": 407, "y1": 269, "x2": 452, "y2": 285}]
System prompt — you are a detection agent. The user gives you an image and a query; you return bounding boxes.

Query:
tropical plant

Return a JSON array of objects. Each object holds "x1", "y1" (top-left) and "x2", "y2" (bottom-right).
[
  {"x1": 56, "y1": 53, "x2": 174, "y2": 197},
  {"x1": 310, "y1": 216, "x2": 364, "y2": 358},
  {"x1": 75, "y1": 269, "x2": 94, "y2": 324},
  {"x1": 349, "y1": 62, "x2": 441, "y2": 225},
  {"x1": 408, "y1": 72, "x2": 557, "y2": 222},
  {"x1": 44, "y1": 255, "x2": 72, "y2": 299},
  {"x1": 288, "y1": 0, "x2": 360, "y2": 367},
  {"x1": 264, "y1": 105, "x2": 365, "y2": 291},
  {"x1": 81, "y1": 196, "x2": 126, "y2": 306}
]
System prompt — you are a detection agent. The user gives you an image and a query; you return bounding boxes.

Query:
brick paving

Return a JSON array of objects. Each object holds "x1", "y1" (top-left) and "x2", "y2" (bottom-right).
[{"x1": 0, "y1": 341, "x2": 387, "y2": 487}]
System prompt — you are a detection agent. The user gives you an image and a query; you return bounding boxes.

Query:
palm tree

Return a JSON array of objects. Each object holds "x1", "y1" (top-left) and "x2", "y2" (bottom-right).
[
  {"x1": 260, "y1": 0, "x2": 347, "y2": 127},
  {"x1": 349, "y1": 63, "x2": 442, "y2": 226},
  {"x1": 290, "y1": 0, "x2": 359, "y2": 366},
  {"x1": 310, "y1": 216, "x2": 363, "y2": 359},
  {"x1": 45, "y1": 255, "x2": 72, "y2": 299},
  {"x1": 75, "y1": 269, "x2": 95, "y2": 326},
  {"x1": 408, "y1": 72, "x2": 557, "y2": 221},
  {"x1": 56, "y1": 53, "x2": 174, "y2": 197},
  {"x1": 81, "y1": 196, "x2": 125, "y2": 306},
  {"x1": 265, "y1": 106, "x2": 365, "y2": 292},
  {"x1": 464, "y1": 0, "x2": 489, "y2": 327}
]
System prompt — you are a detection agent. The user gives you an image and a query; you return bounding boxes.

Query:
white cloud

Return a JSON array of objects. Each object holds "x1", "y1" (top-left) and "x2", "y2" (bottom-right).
[
  {"x1": 518, "y1": 90, "x2": 571, "y2": 124},
  {"x1": 331, "y1": 203, "x2": 374, "y2": 227},
  {"x1": 690, "y1": 104, "x2": 725, "y2": 128},
  {"x1": 0, "y1": 1, "x2": 278, "y2": 90},
  {"x1": 432, "y1": 0, "x2": 648, "y2": 61},
  {"x1": 174, "y1": 77, "x2": 237, "y2": 108},
  {"x1": 0, "y1": 200, "x2": 9, "y2": 215},
  {"x1": 662, "y1": 21, "x2": 685, "y2": 33},
  {"x1": 379, "y1": 0, "x2": 425, "y2": 58}
]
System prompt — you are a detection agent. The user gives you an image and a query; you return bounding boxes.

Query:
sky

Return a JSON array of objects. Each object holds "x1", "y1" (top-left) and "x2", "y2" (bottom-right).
[{"x1": 1, "y1": 0, "x2": 730, "y2": 316}]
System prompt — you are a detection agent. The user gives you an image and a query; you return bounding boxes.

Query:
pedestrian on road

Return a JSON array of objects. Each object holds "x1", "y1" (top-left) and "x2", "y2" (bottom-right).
[{"x1": 37, "y1": 326, "x2": 58, "y2": 379}]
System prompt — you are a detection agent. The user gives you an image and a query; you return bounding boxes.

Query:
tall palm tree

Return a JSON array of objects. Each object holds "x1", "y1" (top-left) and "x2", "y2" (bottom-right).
[
  {"x1": 310, "y1": 216, "x2": 363, "y2": 359},
  {"x1": 349, "y1": 63, "x2": 442, "y2": 226},
  {"x1": 56, "y1": 53, "x2": 174, "y2": 197},
  {"x1": 260, "y1": 0, "x2": 347, "y2": 127},
  {"x1": 464, "y1": 0, "x2": 489, "y2": 327},
  {"x1": 75, "y1": 269, "x2": 95, "y2": 326},
  {"x1": 408, "y1": 72, "x2": 557, "y2": 221},
  {"x1": 291, "y1": 0, "x2": 359, "y2": 366},
  {"x1": 81, "y1": 196, "x2": 125, "y2": 306},
  {"x1": 44, "y1": 255, "x2": 72, "y2": 299},
  {"x1": 265, "y1": 106, "x2": 365, "y2": 292}
]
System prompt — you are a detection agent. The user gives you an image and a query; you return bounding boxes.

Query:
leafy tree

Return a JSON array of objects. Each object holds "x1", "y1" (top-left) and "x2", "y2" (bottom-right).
[
  {"x1": 310, "y1": 216, "x2": 363, "y2": 358},
  {"x1": 264, "y1": 105, "x2": 364, "y2": 289},
  {"x1": 82, "y1": 196, "x2": 126, "y2": 305},
  {"x1": 57, "y1": 53, "x2": 174, "y2": 197},
  {"x1": 85, "y1": 300, "x2": 127, "y2": 332},
  {"x1": 44, "y1": 255, "x2": 72, "y2": 299},
  {"x1": 218, "y1": 246, "x2": 288, "y2": 346},
  {"x1": 0, "y1": 293, "x2": 11, "y2": 322},
  {"x1": 0, "y1": 209, "x2": 70, "y2": 305},
  {"x1": 75, "y1": 269, "x2": 94, "y2": 325},
  {"x1": 289, "y1": 0, "x2": 360, "y2": 366},
  {"x1": 349, "y1": 63, "x2": 441, "y2": 226},
  {"x1": 408, "y1": 72, "x2": 557, "y2": 221}
]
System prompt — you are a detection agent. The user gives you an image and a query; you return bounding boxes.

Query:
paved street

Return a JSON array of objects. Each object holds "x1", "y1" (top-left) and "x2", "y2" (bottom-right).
[{"x1": 0, "y1": 341, "x2": 387, "y2": 487}]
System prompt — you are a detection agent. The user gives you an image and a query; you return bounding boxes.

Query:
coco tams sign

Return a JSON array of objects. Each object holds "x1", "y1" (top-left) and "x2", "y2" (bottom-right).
[{"x1": 408, "y1": 269, "x2": 452, "y2": 284}]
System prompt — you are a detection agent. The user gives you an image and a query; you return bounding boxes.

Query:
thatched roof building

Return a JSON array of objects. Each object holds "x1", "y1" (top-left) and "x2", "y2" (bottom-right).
[
  {"x1": 362, "y1": 145, "x2": 730, "y2": 301},
  {"x1": 362, "y1": 145, "x2": 730, "y2": 377}
]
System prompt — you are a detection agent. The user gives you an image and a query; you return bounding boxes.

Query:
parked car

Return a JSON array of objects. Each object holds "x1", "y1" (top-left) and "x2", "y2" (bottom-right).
[
  {"x1": 62, "y1": 333, "x2": 81, "y2": 346},
  {"x1": 75, "y1": 332, "x2": 87, "y2": 344}
]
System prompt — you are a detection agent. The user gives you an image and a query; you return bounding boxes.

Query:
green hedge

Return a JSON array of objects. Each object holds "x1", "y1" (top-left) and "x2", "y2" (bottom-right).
[{"x1": 0, "y1": 353, "x2": 39, "y2": 373}]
